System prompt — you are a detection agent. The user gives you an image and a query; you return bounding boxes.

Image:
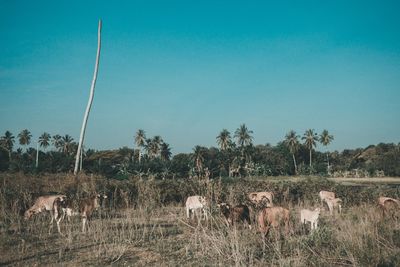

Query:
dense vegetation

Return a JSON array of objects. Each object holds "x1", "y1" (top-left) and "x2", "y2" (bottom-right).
[{"x1": 1, "y1": 126, "x2": 399, "y2": 178}]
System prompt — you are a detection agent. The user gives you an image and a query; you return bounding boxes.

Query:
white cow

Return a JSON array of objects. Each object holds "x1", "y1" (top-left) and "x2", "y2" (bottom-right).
[
  {"x1": 185, "y1": 195, "x2": 208, "y2": 221},
  {"x1": 300, "y1": 208, "x2": 321, "y2": 230},
  {"x1": 319, "y1": 190, "x2": 335, "y2": 204},
  {"x1": 24, "y1": 194, "x2": 67, "y2": 233}
]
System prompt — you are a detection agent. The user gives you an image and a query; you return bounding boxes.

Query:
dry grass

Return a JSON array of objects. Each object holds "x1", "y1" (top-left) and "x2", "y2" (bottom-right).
[{"x1": 1, "y1": 173, "x2": 400, "y2": 266}]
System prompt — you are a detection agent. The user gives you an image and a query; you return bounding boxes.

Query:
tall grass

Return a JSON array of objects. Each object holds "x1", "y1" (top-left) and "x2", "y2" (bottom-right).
[{"x1": 0, "y1": 173, "x2": 399, "y2": 266}]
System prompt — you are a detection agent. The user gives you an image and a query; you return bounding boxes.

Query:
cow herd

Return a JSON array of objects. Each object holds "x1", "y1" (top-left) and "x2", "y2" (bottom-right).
[
  {"x1": 24, "y1": 190, "x2": 399, "y2": 238},
  {"x1": 185, "y1": 191, "x2": 399, "y2": 237}
]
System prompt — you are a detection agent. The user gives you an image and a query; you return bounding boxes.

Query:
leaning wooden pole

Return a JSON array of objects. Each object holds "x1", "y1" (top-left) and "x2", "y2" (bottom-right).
[{"x1": 74, "y1": 20, "x2": 102, "y2": 175}]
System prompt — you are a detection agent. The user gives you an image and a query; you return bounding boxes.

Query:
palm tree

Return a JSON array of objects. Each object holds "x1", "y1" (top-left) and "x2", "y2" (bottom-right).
[
  {"x1": 52, "y1": 134, "x2": 63, "y2": 151},
  {"x1": 192, "y1": 146, "x2": 205, "y2": 173},
  {"x1": 302, "y1": 129, "x2": 318, "y2": 169},
  {"x1": 144, "y1": 138, "x2": 153, "y2": 158},
  {"x1": 134, "y1": 129, "x2": 146, "y2": 162},
  {"x1": 61, "y1": 135, "x2": 74, "y2": 154},
  {"x1": 234, "y1": 124, "x2": 254, "y2": 148},
  {"x1": 160, "y1": 143, "x2": 172, "y2": 161},
  {"x1": 216, "y1": 129, "x2": 231, "y2": 151},
  {"x1": 39, "y1": 132, "x2": 51, "y2": 151},
  {"x1": 18, "y1": 129, "x2": 32, "y2": 151},
  {"x1": 319, "y1": 129, "x2": 334, "y2": 174},
  {"x1": 153, "y1": 135, "x2": 163, "y2": 157},
  {"x1": 284, "y1": 130, "x2": 300, "y2": 175},
  {"x1": 0, "y1": 131, "x2": 15, "y2": 160}
]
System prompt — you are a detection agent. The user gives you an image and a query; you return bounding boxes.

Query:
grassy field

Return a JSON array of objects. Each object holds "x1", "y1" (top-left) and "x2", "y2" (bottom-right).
[{"x1": 1, "y1": 173, "x2": 400, "y2": 266}]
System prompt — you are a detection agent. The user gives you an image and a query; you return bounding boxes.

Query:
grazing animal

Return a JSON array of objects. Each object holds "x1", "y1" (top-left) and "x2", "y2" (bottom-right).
[
  {"x1": 24, "y1": 194, "x2": 66, "y2": 233},
  {"x1": 185, "y1": 195, "x2": 208, "y2": 221},
  {"x1": 300, "y1": 208, "x2": 321, "y2": 231},
  {"x1": 319, "y1": 190, "x2": 335, "y2": 204},
  {"x1": 53, "y1": 194, "x2": 107, "y2": 233},
  {"x1": 248, "y1": 191, "x2": 274, "y2": 207},
  {"x1": 325, "y1": 198, "x2": 342, "y2": 215},
  {"x1": 217, "y1": 203, "x2": 251, "y2": 229},
  {"x1": 80, "y1": 194, "x2": 107, "y2": 232},
  {"x1": 257, "y1": 206, "x2": 289, "y2": 237},
  {"x1": 53, "y1": 197, "x2": 78, "y2": 234},
  {"x1": 378, "y1": 197, "x2": 400, "y2": 218}
]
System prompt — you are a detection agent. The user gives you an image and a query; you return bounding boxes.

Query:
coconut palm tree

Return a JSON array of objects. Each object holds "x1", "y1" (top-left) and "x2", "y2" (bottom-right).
[
  {"x1": 153, "y1": 135, "x2": 163, "y2": 157},
  {"x1": 284, "y1": 130, "x2": 300, "y2": 175},
  {"x1": 319, "y1": 129, "x2": 334, "y2": 174},
  {"x1": 160, "y1": 143, "x2": 172, "y2": 161},
  {"x1": 61, "y1": 135, "x2": 74, "y2": 154},
  {"x1": 234, "y1": 124, "x2": 253, "y2": 148},
  {"x1": 302, "y1": 129, "x2": 318, "y2": 169},
  {"x1": 18, "y1": 129, "x2": 32, "y2": 151},
  {"x1": 134, "y1": 129, "x2": 146, "y2": 162},
  {"x1": 144, "y1": 138, "x2": 153, "y2": 158},
  {"x1": 216, "y1": 129, "x2": 231, "y2": 151},
  {"x1": 0, "y1": 131, "x2": 15, "y2": 160},
  {"x1": 192, "y1": 145, "x2": 205, "y2": 173},
  {"x1": 52, "y1": 134, "x2": 63, "y2": 151},
  {"x1": 39, "y1": 132, "x2": 51, "y2": 151}
]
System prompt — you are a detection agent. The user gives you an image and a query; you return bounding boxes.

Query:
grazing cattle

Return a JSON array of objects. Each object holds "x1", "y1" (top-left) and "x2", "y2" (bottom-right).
[
  {"x1": 80, "y1": 194, "x2": 107, "y2": 232},
  {"x1": 24, "y1": 194, "x2": 66, "y2": 233},
  {"x1": 53, "y1": 193, "x2": 107, "y2": 233},
  {"x1": 378, "y1": 197, "x2": 400, "y2": 218},
  {"x1": 300, "y1": 208, "x2": 321, "y2": 231},
  {"x1": 249, "y1": 191, "x2": 274, "y2": 207},
  {"x1": 185, "y1": 195, "x2": 208, "y2": 221},
  {"x1": 319, "y1": 190, "x2": 335, "y2": 204},
  {"x1": 257, "y1": 206, "x2": 289, "y2": 237},
  {"x1": 325, "y1": 198, "x2": 342, "y2": 215},
  {"x1": 217, "y1": 203, "x2": 251, "y2": 229}
]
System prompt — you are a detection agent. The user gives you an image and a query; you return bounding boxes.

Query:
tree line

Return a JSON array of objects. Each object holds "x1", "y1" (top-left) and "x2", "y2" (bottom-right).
[{"x1": 1, "y1": 125, "x2": 399, "y2": 178}]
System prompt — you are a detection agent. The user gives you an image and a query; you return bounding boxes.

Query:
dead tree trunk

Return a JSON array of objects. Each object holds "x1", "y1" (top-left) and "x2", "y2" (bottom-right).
[{"x1": 74, "y1": 20, "x2": 102, "y2": 175}]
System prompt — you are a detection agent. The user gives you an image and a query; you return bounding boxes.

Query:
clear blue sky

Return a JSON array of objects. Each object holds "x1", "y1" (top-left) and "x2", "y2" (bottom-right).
[{"x1": 1, "y1": 1, "x2": 399, "y2": 154}]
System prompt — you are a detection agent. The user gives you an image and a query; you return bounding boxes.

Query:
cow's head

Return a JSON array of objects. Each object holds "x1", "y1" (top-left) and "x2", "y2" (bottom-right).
[
  {"x1": 314, "y1": 207, "x2": 321, "y2": 214},
  {"x1": 24, "y1": 209, "x2": 35, "y2": 220}
]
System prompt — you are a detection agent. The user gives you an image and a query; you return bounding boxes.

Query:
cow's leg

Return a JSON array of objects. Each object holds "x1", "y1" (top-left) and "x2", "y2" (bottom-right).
[
  {"x1": 328, "y1": 203, "x2": 333, "y2": 216},
  {"x1": 49, "y1": 210, "x2": 55, "y2": 234},
  {"x1": 186, "y1": 207, "x2": 190, "y2": 220},
  {"x1": 203, "y1": 208, "x2": 208, "y2": 221},
  {"x1": 338, "y1": 204, "x2": 342, "y2": 214},
  {"x1": 82, "y1": 216, "x2": 87, "y2": 232},
  {"x1": 56, "y1": 216, "x2": 63, "y2": 235}
]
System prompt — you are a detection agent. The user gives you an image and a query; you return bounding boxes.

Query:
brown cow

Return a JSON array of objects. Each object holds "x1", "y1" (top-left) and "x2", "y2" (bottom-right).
[
  {"x1": 257, "y1": 206, "x2": 289, "y2": 237},
  {"x1": 217, "y1": 203, "x2": 251, "y2": 229},
  {"x1": 249, "y1": 191, "x2": 274, "y2": 207},
  {"x1": 53, "y1": 193, "x2": 107, "y2": 233},
  {"x1": 80, "y1": 194, "x2": 108, "y2": 232},
  {"x1": 378, "y1": 196, "x2": 399, "y2": 218}
]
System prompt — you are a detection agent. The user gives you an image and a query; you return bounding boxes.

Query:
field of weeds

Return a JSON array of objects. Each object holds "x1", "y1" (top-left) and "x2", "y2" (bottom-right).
[{"x1": 1, "y1": 173, "x2": 400, "y2": 266}]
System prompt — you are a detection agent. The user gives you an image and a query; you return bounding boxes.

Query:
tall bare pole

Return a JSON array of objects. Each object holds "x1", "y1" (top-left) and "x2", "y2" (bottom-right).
[
  {"x1": 74, "y1": 20, "x2": 102, "y2": 175},
  {"x1": 36, "y1": 141, "x2": 39, "y2": 168}
]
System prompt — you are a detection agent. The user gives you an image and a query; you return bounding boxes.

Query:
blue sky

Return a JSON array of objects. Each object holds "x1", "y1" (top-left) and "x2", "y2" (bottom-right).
[{"x1": 0, "y1": 1, "x2": 399, "y2": 153}]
